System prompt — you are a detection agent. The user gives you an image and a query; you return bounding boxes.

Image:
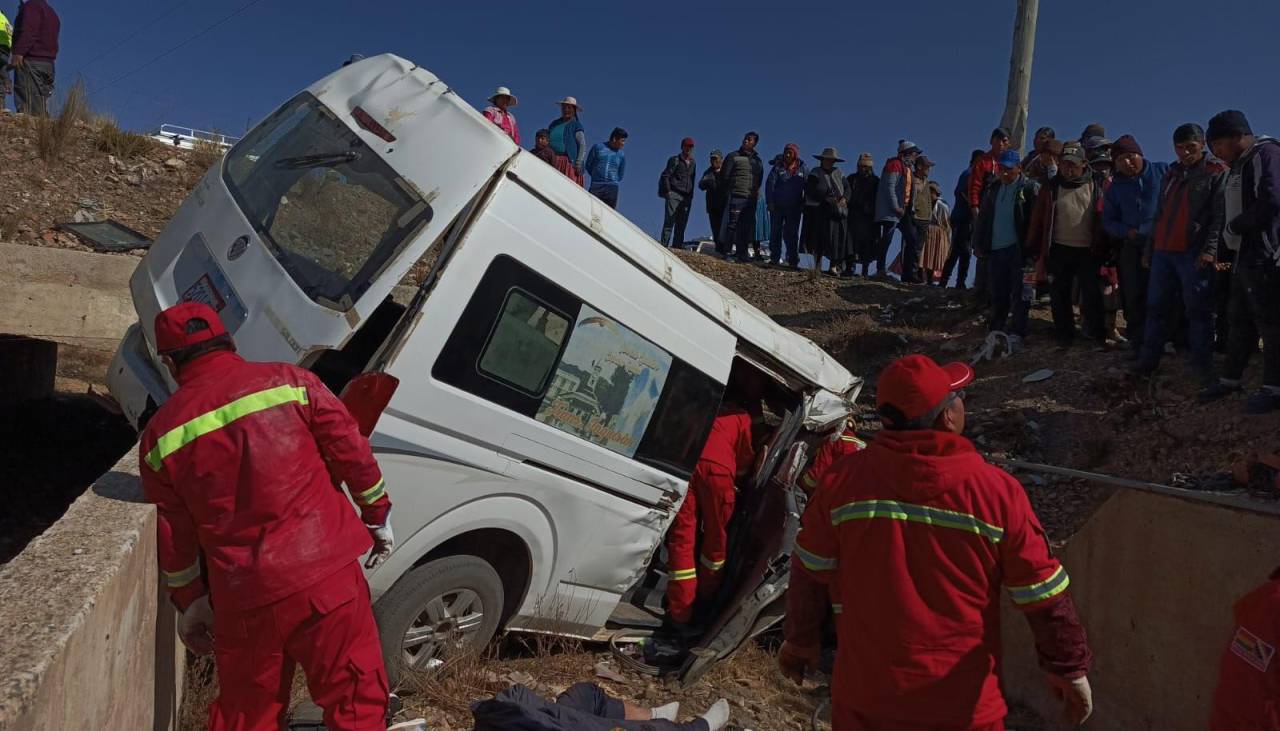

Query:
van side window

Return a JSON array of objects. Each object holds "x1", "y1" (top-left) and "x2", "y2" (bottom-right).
[
  {"x1": 477, "y1": 289, "x2": 570, "y2": 395},
  {"x1": 433, "y1": 255, "x2": 723, "y2": 477}
]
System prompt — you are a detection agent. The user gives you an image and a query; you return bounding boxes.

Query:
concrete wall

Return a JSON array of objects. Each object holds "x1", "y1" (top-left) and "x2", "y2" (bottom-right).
[
  {"x1": 1003, "y1": 487, "x2": 1280, "y2": 730},
  {"x1": 0, "y1": 241, "x2": 139, "y2": 383},
  {"x1": 0, "y1": 452, "x2": 184, "y2": 731}
]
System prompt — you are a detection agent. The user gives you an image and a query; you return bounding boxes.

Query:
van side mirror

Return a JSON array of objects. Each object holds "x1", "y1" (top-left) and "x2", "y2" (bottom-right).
[{"x1": 339, "y1": 372, "x2": 400, "y2": 436}]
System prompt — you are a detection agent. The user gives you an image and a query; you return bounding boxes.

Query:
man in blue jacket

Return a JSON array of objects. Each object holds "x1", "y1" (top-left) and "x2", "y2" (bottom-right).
[
  {"x1": 765, "y1": 142, "x2": 806, "y2": 268},
  {"x1": 1103, "y1": 135, "x2": 1170, "y2": 356},
  {"x1": 585, "y1": 127, "x2": 628, "y2": 209},
  {"x1": 1200, "y1": 110, "x2": 1280, "y2": 414}
]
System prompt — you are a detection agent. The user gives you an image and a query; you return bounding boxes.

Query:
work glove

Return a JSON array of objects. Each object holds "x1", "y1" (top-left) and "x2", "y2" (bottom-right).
[
  {"x1": 777, "y1": 641, "x2": 821, "y2": 684},
  {"x1": 365, "y1": 511, "x2": 394, "y2": 570},
  {"x1": 178, "y1": 594, "x2": 215, "y2": 656},
  {"x1": 1047, "y1": 673, "x2": 1093, "y2": 725}
]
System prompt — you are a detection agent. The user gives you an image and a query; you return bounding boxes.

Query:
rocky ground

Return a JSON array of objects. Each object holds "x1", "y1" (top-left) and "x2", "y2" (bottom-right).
[{"x1": 6, "y1": 105, "x2": 1277, "y2": 729}]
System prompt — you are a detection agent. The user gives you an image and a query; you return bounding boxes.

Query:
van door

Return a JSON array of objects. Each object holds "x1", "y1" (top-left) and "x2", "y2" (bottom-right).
[{"x1": 676, "y1": 401, "x2": 808, "y2": 685}]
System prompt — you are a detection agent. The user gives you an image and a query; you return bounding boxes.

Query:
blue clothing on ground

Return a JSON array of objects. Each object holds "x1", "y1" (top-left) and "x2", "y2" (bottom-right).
[{"x1": 1103, "y1": 160, "x2": 1171, "y2": 240}]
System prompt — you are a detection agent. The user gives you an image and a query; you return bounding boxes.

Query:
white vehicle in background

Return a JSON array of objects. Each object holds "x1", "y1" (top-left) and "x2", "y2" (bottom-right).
[
  {"x1": 149, "y1": 123, "x2": 240, "y2": 151},
  {"x1": 108, "y1": 54, "x2": 861, "y2": 684}
]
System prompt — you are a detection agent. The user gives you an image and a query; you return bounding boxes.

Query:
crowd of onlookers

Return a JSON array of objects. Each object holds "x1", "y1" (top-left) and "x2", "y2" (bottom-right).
[
  {"x1": 0, "y1": 0, "x2": 60, "y2": 115},
  {"x1": 479, "y1": 89, "x2": 1278, "y2": 417}
]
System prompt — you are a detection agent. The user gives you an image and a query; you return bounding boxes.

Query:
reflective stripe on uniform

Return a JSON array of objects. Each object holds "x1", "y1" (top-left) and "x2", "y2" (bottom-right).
[
  {"x1": 801, "y1": 473, "x2": 818, "y2": 489},
  {"x1": 1006, "y1": 565, "x2": 1070, "y2": 605},
  {"x1": 794, "y1": 542, "x2": 837, "y2": 572},
  {"x1": 355, "y1": 478, "x2": 386, "y2": 505},
  {"x1": 670, "y1": 568, "x2": 697, "y2": 581},
  {"x1": 831, "y1": 603, "x2": 843, "y2": 615},
  {"x1": 144, "y1": 384, "x2": 310, "y2": 471},
  {"x1": 700, "y1": 554, "x2": 725, "y2": 571},
  {"x1": 164, "y1": 561, "x2": 200, "y2": 588},
  {"x1": 830, "y1": 499, "x2": 1005, "y2": 543},
  {"x1": 840, "y1": 436, "x2": 867, "y2": 448}
]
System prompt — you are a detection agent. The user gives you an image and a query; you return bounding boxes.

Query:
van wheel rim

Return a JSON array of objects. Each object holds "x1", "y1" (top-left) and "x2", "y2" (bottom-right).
[{"x1": 402, "y1": 589, "x2": 485, "y2": 669}]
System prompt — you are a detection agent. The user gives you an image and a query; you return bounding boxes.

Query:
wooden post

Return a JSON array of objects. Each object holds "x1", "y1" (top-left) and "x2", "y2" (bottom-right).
[{"x1": 1000, "y1": 0, "x2": 1039, "y2": 154}]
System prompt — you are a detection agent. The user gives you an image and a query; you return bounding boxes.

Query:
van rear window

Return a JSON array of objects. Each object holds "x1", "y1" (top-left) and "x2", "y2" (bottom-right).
[
  {"x1": 434, "y1": 256, "x2": 724, "y2": 477},
  {"x1": 222, "y1": 93, "x2": 431, "y2": 311}
]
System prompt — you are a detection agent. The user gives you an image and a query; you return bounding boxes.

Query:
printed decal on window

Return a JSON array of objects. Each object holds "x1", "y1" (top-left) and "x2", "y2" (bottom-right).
[{"x1": 535, "y1": 306, "x2": 672, "y2": 457}]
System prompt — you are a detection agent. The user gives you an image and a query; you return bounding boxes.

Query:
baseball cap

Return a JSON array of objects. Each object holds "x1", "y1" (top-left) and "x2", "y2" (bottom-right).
[
  {"x1": 154, "y1": 301, "x2": 228, "y2": 354},
  {"x1": 1060, "y1": 141, "x2": 1086, "y2": 165},
  {"x1": 876, "y1": 355, "x2": 974, "y2": 428},
  {"x1": 681, "y1": 136, "x2": 695, "y2": 147},
  {"x1": 997, "y1": 149, "x2": 1021, "y2": 168}
]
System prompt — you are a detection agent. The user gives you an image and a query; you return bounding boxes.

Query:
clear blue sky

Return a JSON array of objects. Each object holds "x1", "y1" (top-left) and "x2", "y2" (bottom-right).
[{"x1": 44, "y1": 0, "x2": 1280, "y2": 240}]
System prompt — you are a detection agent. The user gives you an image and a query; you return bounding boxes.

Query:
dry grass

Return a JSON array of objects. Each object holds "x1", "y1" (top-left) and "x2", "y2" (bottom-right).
[
  {"x1": 94, "y1": 115, "x2": 156, "y2": 159},
  {"x1": 35, "y1": 80, "x2": 89, "y2": 162},
  {"x1": 190, "y1": 134, "x2": 226, "y2": 172},
  {"x1": 178, "y1": 654, "x2": 218, "y2": 731}
]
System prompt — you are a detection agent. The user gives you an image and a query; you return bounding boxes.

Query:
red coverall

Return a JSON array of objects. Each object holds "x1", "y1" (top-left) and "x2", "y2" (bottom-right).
[
  {"x1": 140, "y1": 349, "x2": 392, "y2": 731},
  {"x1": 799, "y1": 427, "x2": 865, "y2": 617},
  {"x1": 665, "y1": 406, "x2": 754, "y2": 625},
  {"x1": 785, "y1": 429, "x2": 1091, "y2": 730},
  {"x1": 1210, "y1": 567, "x2": 1280, "y2": 730}
]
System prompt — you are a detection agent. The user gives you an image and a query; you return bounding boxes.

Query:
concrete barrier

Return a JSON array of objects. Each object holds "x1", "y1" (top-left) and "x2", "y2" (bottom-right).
[
  {"x1": 1002, "y1": 487, "x2": 1280, "y2": 729},
  {"x1": 0, "y1": 451, "x2": 184, "y2": 731}
]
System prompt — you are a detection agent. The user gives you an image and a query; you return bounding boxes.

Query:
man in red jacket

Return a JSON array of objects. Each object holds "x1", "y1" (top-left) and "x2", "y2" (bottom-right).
[
  {"x1": 799, "y1": 421, "x2": 865, "y2": 495},
  {"x1": 665, "y1": 403, "x2": 755, "y2": 626},
  {"x1": 140, "y1": 302, "x2": 394, "y2": 731},
  {"x1": 969, "y1": 127, "x2": 1013, "y2": 217},
  {"x1": 1210, "y1": 567, "x2": 1280, "y2": 730},
  {"x1": 780, "y1": 354, "x2": 1094, "y2": 730}
]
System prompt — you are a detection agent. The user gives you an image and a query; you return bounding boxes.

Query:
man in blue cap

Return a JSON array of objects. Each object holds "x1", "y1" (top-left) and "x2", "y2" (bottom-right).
[{"x1": 972, "y1": 149, "x2": 1040, "y2": 343}]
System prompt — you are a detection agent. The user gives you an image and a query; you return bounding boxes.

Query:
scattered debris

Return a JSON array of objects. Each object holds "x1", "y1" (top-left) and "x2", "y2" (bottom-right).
[
  {"x1": 1022, "y1": 368, "x2": 1054, "y2": 383},
  {"x1": 593, "y1": 661, "x2": 628, "y2": 683},
  {"x1": 56, "y1": 219, "x2": 153, "y2": 253}
]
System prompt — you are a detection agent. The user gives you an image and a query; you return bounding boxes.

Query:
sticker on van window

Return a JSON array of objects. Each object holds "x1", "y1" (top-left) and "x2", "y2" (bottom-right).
[{"x1": 535, "y1": 306, "x2": 672, "y2": 458}]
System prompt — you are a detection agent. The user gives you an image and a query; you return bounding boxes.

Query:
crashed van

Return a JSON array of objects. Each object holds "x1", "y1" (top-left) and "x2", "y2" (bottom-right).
[{"x1": 107, "y1": 54, "x2": 861, "y2": 684}]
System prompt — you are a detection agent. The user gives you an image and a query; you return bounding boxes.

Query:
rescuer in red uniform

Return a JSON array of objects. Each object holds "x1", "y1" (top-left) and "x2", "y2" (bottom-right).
[
  {"x1": 800, "y1": 420, "x2": 866, "y2": 495},
  {"x1": 1210, "y1": 566, "x2": 1280, "y2": 730},
  {"x1": 139, "y1": 302, "x2": 395, "y2": 731},
  {"x1": 780, "y1": 354, "x2": 1094, "y2": 730},
  {"x1": 665, "y1": 402, "x2": 755, "y2": 626}
]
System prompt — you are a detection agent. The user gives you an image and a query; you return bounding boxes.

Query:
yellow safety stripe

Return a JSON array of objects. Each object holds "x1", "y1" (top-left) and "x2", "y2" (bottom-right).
[
  {"x1": 801, "y1": 473, "x2": 818, "y2": 489},
  {"x1": 1007, "y1": 565, "x2": 1071, "y2": 605},
  {"x1": 840, "y1": 436, "x2": 867, "y2": 448},
  {"x1": 830, "y1": 499, "x2": 1005, "y2": 544},
  {"x1": 794, "y1": 542, "x2": 837, "y2": 572},
  {"x1": 163, "y1": 562, "x2": 200, "y2": 589},
  {"x1": 700, "y1": 554, "x2": 725, "y2": 571},
  {"x1": 144, "y1": 384, "x2": 309, "y2": 471},
  {"x1": 670, "y1": 568, "x2": 697, "y2": 581},
  {"x1": 355, "y1": 478, "x2": 386, "y2": 505}
]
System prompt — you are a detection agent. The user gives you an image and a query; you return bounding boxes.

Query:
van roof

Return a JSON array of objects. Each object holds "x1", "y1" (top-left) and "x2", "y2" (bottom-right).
[
  {"x1": 504, "y1": 153, "x2": 859, "y2": 396},
  {"x1": 320, "y1": 55, "x2": 859, "y2": 397}
]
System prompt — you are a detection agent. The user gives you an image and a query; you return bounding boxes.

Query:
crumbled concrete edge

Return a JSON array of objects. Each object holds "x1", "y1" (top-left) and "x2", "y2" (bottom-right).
[{"x1": 0, "y1": 448, "x2": 148, "y2": 725}]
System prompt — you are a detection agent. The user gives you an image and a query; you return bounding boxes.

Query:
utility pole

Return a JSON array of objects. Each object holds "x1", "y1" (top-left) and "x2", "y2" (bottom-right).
[{"x1": 1000, "y1": 0, "x2": 1039, "y2": 154}]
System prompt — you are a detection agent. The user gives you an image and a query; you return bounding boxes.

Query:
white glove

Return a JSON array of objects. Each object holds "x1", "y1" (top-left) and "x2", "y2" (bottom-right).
[
  {"x1": 178, "y1": 594, "x2": 215, "y2": 655},
  {"x1": 365, "y1": 515, "x2": 394, "y2": 570},
  {"x1": 1047, "y1": 674, "x2": 1093, "y2": 726}
]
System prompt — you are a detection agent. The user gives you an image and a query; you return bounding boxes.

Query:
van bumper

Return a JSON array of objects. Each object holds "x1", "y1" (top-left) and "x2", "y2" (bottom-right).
[{"x1": 107, "y1": 324, "x2": 172, "y2": 429}]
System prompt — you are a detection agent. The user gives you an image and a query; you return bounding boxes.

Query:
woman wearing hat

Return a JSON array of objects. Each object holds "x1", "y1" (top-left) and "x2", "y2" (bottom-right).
[
  {"x1": 482, "y1": 86, "x2": 520, "y2": 144},
  {"x1": 920, "y1": 180, "x2": 953, "y2": 285},
  {"x1": 801, "y1": 147, "x2": 851, "y2": 276},
  {"x1": 547, "y1": 97, "x2": 587, "y2": 186}
]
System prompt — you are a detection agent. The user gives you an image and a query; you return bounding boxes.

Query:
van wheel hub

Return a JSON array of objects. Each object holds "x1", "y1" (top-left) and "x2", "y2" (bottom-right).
[{"x1": 401, "y1": 588, "x2": 485, "y2": 669}]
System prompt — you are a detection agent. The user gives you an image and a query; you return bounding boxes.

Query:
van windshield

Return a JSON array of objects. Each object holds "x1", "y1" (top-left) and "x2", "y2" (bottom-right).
[{"x1": 223, "y1": 92, "x2": 430, "y2": 311}]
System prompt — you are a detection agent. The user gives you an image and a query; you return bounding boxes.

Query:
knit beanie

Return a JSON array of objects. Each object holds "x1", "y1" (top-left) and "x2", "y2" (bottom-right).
[
  {"x1": 1173, "y1": 123, "x2": 1205, "y2": 144},
  {"x1": 1207, "y1": 110, "x2": 1252, "y2": 142},
  {"x1": 1111, "y1": 135, "x2": 1143, "y2": 158},
  {"x1": 1081, "y1": 123, "x2": 1107, "y2": 141}
]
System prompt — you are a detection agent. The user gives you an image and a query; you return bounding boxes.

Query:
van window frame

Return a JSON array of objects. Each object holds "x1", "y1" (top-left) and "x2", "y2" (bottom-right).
[
  {"x1": 474, "y1": 285, "x2": 574, "y2": 398},
  {"x1": 432, "y1": 255, "x2": 724, "y2": 478}
]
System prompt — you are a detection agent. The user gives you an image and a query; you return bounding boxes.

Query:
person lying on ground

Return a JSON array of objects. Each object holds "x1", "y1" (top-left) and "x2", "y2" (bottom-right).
[{"x1": 470, "y1": 682, "x2": 730, "y2": 731}]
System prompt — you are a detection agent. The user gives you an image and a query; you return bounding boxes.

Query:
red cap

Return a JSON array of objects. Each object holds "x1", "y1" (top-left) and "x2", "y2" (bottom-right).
[
  {"x1": 153, "y1": 301, "x2": 228, "y2": 354},
  {"x1": 681, "y1": 137, "x2": 695, "y2": 148},
  {"x1": 876, "y1": 354, "x2": 974, "y2": 425}
]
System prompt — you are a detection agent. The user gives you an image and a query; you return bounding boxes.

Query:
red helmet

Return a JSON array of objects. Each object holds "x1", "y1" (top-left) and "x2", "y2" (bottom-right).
[
  {"x1": 153, "y1": 301, "x2": 229, "y2": 354},
  {"x1": 876, "y1": 354, "x2": 974, "y2": 426}
]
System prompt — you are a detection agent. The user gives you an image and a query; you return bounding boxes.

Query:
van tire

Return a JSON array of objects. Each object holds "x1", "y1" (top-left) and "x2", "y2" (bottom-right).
[{"x1": 374, "y1": 555, "x2": 505, "y2": 685}]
